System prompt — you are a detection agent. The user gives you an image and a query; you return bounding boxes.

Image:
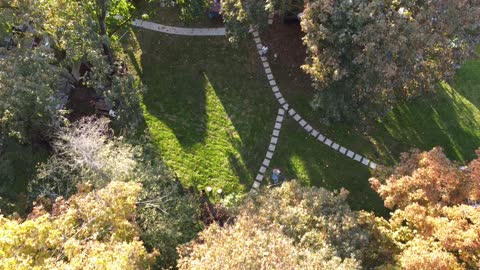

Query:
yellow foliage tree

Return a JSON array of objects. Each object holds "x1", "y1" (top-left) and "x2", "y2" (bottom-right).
[
  {"x1": 0, "y1": 181, "x2": 156, "y2": 270},
  {"x1": 177, "y1": 181, "x2": 371, "y2": 269}
]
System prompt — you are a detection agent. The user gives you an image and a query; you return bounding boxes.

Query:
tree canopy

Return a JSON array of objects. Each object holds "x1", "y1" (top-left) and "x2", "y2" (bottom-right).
[
  {"x1": 301, "y1": 0, "x2": 480, "y2": 123},
  {"x1": 178, "y1": 181, "x2": 372, "y2": 269},
  {"x1": 0, "y1": 181, "x2": 157, "y2": 269},
  {"x1": 370, "y1": 147, "x2": 480, "y2": 269}
]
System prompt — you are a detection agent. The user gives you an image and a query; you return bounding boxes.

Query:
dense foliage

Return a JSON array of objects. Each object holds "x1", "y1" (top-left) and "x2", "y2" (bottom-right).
[
  {"x1": 176, "y1": 0, "x2": 209, "y2": 22},
  {"x1": 221, "y1": 0, "x2": 268, "y2": 43},
  {"x1": 301, "y1": 0, "x2": 480, "y2": 123},
  {"x1": 32, "y1": 116, "x2": 202, "y2": 269},
  {"x1": 0, "y1": 0, "x2": 144, "y2": 211},
  {"x1": 178, "y1": 181, "x2": 373, "y2": 269},
  {"x1": 370, "y1": 147, "x2": 480, "y2": 269},
  {"x1": 0, "y1": 181, "x2": 157, "y2": 269}
]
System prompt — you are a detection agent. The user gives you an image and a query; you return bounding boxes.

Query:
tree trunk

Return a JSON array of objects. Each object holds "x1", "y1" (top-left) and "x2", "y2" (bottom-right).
[{"x1": 97, "y1": 0, "x2": 114, "y2": 65}]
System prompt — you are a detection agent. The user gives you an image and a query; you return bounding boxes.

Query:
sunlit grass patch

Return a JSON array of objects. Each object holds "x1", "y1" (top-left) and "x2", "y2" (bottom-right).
[{"x1": 142, "y1": 74, "x2": 249, "y2": 194}]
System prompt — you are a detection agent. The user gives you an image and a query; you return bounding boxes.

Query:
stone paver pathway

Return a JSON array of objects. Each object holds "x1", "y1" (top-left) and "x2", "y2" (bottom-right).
[
  {"x1": 251, "y1": 108, "x2": 285, "y2": 192},
  {"x1": 249, "y1": 28, "x2": 377, "y2": 191},
  {"x1": 131, "y1": 19, "x2": 226, "y2": 36},
  {"x1": 130, "y1": 18, "x2": 379, "y2": 192}
]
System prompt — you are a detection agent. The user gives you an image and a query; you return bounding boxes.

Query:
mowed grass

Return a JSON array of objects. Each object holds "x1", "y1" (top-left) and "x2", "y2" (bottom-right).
[
  {"x1": 125, "y1": 8, "x2": 386, "y2": 214},
  {"x1": 265, "y1": 28, "x2": 480, "y2": 214},
  {"x1": 372, "y1": 50, "x2": 480, "y2": 164},
  {"x1": 125, "y1": 6, "x2": 479, "y2": 215},
  {"x1": 127, "y1": 27, "x2": 277, "y2": 195}
]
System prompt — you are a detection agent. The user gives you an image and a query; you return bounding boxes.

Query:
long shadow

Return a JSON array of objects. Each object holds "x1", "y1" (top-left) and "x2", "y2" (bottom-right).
[
  {"x1": 132, "y1": 27, "x2": 278, "y2": 190},
  {"x1": 136, "y1": 31, "x2": 208, "y2": 147},
  {"x1": 204, "y1": 39, "x2": 277, "y2": 186},
  {"x1": 271, "y1": 119, "x2": 388, "y2": 216},
  {"x1": 454, "y1": 53, "x2": 480, "y2": 108},
  {"x1": 372, "y1": 83, "x2": 480, "y2": 164}
]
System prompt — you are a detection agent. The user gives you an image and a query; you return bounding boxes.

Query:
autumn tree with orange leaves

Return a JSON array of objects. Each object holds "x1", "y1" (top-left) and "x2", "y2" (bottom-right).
[{"x1": 370, "y1": 147, "x2": 480, "y2": 269}]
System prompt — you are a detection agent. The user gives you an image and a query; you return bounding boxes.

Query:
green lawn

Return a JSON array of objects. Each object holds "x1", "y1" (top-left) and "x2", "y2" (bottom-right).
[
  {"x1": 128, "y1": 27, "x2": 277, "y2": 196},
  {"x1": 125, "y1": 6, "x2": 479, "y2": 215},
  {"x1": 371, "y1": 52, "x2": 480, "y2": 164},
  {"x1": 126, "y1": 8, "x2": 386, "y2": 214}
]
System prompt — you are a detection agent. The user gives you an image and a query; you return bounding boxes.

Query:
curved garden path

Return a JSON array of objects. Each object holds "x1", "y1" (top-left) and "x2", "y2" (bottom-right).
[
  {"x1": 131, "y1": 19, "x2": 226, "y2": 36},
  {"x1": 131, "y1": 21, "x2": 378, "y2": 193}
]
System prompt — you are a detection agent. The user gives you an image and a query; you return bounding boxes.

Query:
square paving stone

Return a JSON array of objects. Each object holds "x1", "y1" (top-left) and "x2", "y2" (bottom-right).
[
  {"x1": 318, "y1": 134, "x2": 326, "y2": 142},
  {"x1": 311, "y1": 130, "x2": 319, "y2": 137},
  {"x1": 272, "y1": 129, "x2": 280, "y2": 137},
  {"x1": 293, "y1": 114, "x2": 301, "y2": 121},
  {"x1": 267, "y1": 74, "x2": 274, "y2": 80},
  {"x1": 282, "y1": 103, "x2": 289, "y2": 110},
  {"x1": 253, "y1": 31, "x2": 259, "y2": 38},
  {"x1": 265, "y1": 68, "x2": 272, "y2": 74},
  {"x1": 254, "y1": 37, "x2": 261, "y2": 44},
  {"x1": 346, "y1": 150, "x2": 355, "y2": 158},
  {"x1": 274, "y1": 123, "x2": 282, "y2": 129},
  {"x1": 370, "y1": 162, "x2": 377, "y2": 169},
  {"x1": 268, "y1": 144, "x2": 276, "y2": 152},
  {"x1": 354, "y1": 154, "x2": 362, "y2": 161},
  {"x1": 362, "y1": 158, "x2": 370, "y2": 166},
  {"x1": 266, "y1": 151, "x2": 274, "y2": 159},
  {"x1": 271, "y1": 137, "x2": 278, "y2": 144},
  {"x1": 252, "y1": 181, "x2": 261, "y2": 189},
  {"x1": 305, "y1": 125, "x2": 313, "y2": 132},
  {"x1": 256, "y1": 43, "x2": 262, "y2": 50},
  {"x1": 324, "y1": 138, "x2": 332, "y2": 146},
  {"x1": 276, "y1": 116, "x2": 284, "y2": 122},
  {"x1": 278, "y1": 109, "x2": 285, "y2": 116},
  {"x1": 299, "y1": 119, "x2": 307, "y2": 127},
  {"x1": 278, "y1": 97, "x2": 286, "y2": 104},
  {"x1": 331, "y1": 143, "x2": 340, "y2": 150},
  {"x1": 275, "y1": 92, "x2": 282, "y2": 99},
  {"x1": 263, "y1": 158, "x2": 271, "y2": 167},
  {"x1": 339, "y1": 147, "x2": 347, "y2": 154},
  {"x1": 263, "y1": 62, "x2": 269, "y2": 68},
  {"x1": 268, "y1": 19, "x2": 273, "y2": 24},
  {"x1": 269, "y1": 80, "x2": 276, "y2": 86},
  {"x1": 272, "y1": 86, "x2": 279, "y2": 92},
  {"x1": 255, "y1": 174, "x2": 263, "y2": 181},
  {"x1": 259, "y1": 166, "x2": 267, "y2": 173},
  {"x1": 288, "y1": 109, "x2": 296, "y2": 116},
  {"x1": 260, "y1": 56, "x2": 267, "y2": 62}
]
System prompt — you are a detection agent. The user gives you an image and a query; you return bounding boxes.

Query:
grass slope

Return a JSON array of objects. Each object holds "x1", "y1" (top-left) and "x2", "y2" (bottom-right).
[
  {"x1": 127, "y1": 7, "x2": 479, "y2": 214},
  {"x1": 130, "y1": 29, "x2": 276, "y2": 195},
  {"x1": 126, "y1": 10, "x2": 386, "y2": 214},
  {"x1": 372, "y1": 54, "x2": 480, "y2": 164}
]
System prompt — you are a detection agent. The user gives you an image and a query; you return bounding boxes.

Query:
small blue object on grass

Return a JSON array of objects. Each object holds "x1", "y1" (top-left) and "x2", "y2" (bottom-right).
[{"x1": 271, "y1": 168, "x2": 282, "y2": 186}]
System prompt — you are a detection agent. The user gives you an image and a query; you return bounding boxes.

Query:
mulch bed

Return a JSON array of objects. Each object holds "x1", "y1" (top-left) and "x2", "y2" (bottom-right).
[{"x1": 260, "y1": 15, "x2": 315, "y2": 96}]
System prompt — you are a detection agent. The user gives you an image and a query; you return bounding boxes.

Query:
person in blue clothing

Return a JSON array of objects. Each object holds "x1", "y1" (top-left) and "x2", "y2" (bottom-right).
[
  {"x1": 208, "y1": 0, "x2": 221, "y2": 19},
  {"x1": 272, "y1": 168, "x2": 281, "y2": 185}
]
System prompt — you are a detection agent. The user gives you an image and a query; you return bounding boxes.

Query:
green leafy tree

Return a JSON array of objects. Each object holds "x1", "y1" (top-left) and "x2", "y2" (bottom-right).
[
  {"x1": 178, "y1": 181, "x2": 373, "y2": 269},
  {"x1": 221, "y1": 0, "x2": 269, "y2": 43},
  {"x1": 175, "y1": 0, "x2": 209, "y2": 22},
  {"x1": 0, "y1": 46, "x2": 63, "y2": 143},
  {"x1": 301, "y1": 0, "x2": 480, "y2": 123}
]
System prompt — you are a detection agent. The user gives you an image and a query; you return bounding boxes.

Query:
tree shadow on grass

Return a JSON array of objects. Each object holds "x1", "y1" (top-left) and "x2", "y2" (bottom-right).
[
  {"x1": 372, "y1": 82, "x2": 480, "y2": 164},
  {"x1": 271, "y1": 119, "x2": 388, "y2": 216},
  {"x1": 132, "y1": 29, "x2": 278, "y2": 191},
  {"x1": 136, "y1": 32, "x2": 208, "y2": 147},
  {"x1": 453, "y1": 57, "x2": 480, "y2": 108}
]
